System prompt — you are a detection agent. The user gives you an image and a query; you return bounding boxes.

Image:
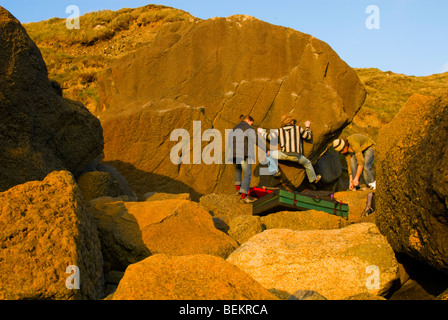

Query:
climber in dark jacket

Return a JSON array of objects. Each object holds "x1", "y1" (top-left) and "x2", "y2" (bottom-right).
[{"x1": 228, "y1": 115, "x2": 259, "y2": 204}]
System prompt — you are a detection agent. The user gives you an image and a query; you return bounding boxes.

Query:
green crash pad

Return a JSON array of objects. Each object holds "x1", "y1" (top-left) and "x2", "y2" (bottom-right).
[{"x1": 252, "y1": 189, "x2": 349, "y2": 219}]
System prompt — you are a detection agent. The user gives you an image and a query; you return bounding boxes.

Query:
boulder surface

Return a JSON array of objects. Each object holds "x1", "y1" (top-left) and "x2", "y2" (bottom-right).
[
  {"x1": 0, "y1": 7, "x2": 104, "y2": 192},
  {"x1": 112, "y1": 254, "x2": 279, "y2": 300},
  {"x1": 227, "y1": 223, "x2": 398, "y2": 300},
  {"x1": 0, "y1": 171, "x2": 104, "y2": 300},
  {"x1": 376, "y1": 93, "x2": 448, "y2": 272},
  {"x1": 98, "y1": 15, "x2": 366, "y2": 198}
]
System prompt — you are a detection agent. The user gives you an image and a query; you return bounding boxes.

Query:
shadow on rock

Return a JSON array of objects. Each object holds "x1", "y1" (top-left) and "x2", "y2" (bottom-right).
[{"x1": 104, "y1": 160, "x2": 204, "y2": 201}]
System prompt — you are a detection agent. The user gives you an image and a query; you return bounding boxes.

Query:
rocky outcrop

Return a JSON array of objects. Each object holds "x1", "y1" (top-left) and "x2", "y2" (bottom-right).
[
  {"x1": 227, "y1": 223, "x2": 398, "y2": 300},
  {"x1": 199, "y1": 194, "x2": 253, "y2": 219},
  {"x1": 98, "y1": 15, "x2": 366, "y2": 198},
  {"x1": 334, "y1": 190, "x2": 376, "y2": 223},
  {"x1": 89, "y1": 198, "x2": 239, "y2": 269},
  {"x1": 140, "y1": 200, "x2": 239, "y2": 258},
  {"x1": 112, "y1": 254, "x2": 278, "y2": 300},
  {"x1": 289, "y1": 290, "x2": 327, "y2": 300},
  {"x1": 144, "y1": 192, "x2": 191, "y2": 201},
  {"x1": 375, "y1": 93, "x2": 448, "y2": 273},
  {"x1": 228, "y1": 215, "x2": 263, "y2": 245},
  {"x1": 77, "y1": 171, "x2": 124, "y2": 202},
  {"x1": 260, "y1": 209, "x2": 349, "y2": 231},
  {"x1": 436, "y1": 289, "x2": 448, "y2": 300},
  {"x1": 87, "y1": 198, "x2": 151, "y2": 271},
  {"x1": 0, "y1": 7, "x2": 104, "y2": 192},
  {"x1": 0, "y1": 171, "x2": 104, "y2": 300}
]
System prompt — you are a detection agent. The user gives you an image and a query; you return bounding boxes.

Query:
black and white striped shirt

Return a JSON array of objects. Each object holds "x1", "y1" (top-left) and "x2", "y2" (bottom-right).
[{"x1": 261, "y1": 125, "x2": 312, "y2": 155}]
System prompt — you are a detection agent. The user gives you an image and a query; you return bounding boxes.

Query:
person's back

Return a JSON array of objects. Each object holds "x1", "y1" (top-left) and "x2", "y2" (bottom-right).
[
  {"x1": 347, "y1": 134, "x2": 375, "y2": 154},
  {"x1": 258, "y1": 114, "x2": 320, "y2": 184},
  {"x1": 333, "y1": 134, "x2": 376, "y2": 190},
  {"x1": 229, "y1": 115, "x2": 258, "y2": 203},
  {"x1": 277, "y1": 124, "x2": 312, "y2": 155},
  {"x1": 230, "y1": 120, "x2": 256, "y2": 164}
]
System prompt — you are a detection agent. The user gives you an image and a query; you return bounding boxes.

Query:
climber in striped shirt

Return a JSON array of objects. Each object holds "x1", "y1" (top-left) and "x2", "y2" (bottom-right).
[{"x1": 257, "y1": 114, "x2": 321, "y2": 184}]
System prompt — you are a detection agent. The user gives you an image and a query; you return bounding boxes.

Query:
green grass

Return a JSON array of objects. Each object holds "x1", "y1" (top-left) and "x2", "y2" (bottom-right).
[
  {"x1": 23, "y1": 4, "x2": 196, "y2": 114},
  {"x1": 343, "y1": 68, "x2": 448, "y2": 141},
  {"x1": 25, "y1": 5, "x2": 193, "y2": 46}
]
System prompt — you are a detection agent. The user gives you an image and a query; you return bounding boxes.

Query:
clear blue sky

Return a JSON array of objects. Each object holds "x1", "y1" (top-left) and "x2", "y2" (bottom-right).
[{"x1": 2, "y1": 0, "x2": 448, "y2": 76}]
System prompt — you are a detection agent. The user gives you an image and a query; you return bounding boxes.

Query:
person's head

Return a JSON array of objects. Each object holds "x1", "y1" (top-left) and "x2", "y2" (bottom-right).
[
  {"x1": 333, "y1": 139, "x2": 349, "y2": 154},
  {"x1": 240, "y1": 115, "x2": 254, "y2": 126},
  {"x1": 281, "y1": 114, "x2": 296, "y2": 126}
]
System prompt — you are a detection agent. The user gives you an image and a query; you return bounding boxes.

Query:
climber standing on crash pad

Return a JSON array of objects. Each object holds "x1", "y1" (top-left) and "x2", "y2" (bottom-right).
[
  {"x1": 228, "y1": 115, "x2": 259, "y2": 204},
  {"x1": 333, "y1": 134, "x2": 376, "y2": 191}
]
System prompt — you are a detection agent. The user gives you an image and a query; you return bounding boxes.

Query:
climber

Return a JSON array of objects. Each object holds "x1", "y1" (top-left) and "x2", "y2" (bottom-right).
[
  {"x1": 333, "y1": 134, "x2": 376, "y2": 191},
  {"x1": 228, "y1": 115, "x2": 259, "y2": 204},
  {"x1": 257, "y1": 114, "x2": 321, "y2": 184}
]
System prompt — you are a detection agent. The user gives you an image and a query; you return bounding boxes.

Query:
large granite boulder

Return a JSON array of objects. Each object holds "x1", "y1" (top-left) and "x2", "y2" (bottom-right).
[
  {"x1": 375, "y1": 93, "x2": 448, "y2": 273},
  {"x1": 112, "y1": 254, "x2": 278, "y2": 300},
  {"x1": 89, "y1": 198, "x2": 239, "y2": 268},
  {"x1": 0, "y1": 7, "x2": 104, "y2": 192},
  {"x1": 227, "y1": 223, "x2": 398, "y2": 300},
  {"x1": 87, "y1": 198, "x2": 151, "y2": 271},
  {"x1": 139, "y1": 200, "x2": 239, "y2": 258},
  {"x1": 260, "y1": 209, "x2": 349, "y2": 231},
  {"x1": 0, "y1": 171, "x2": 104, "y2": 300},
  {"x1": 97, "y1": 15, "x2": 366, "y2": 199}
]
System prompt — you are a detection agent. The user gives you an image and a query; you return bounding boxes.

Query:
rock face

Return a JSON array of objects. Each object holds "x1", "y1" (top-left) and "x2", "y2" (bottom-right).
[
  {"x1": 260, "y1": 209, "x2": 349, "y2": 231},
  {"x1": 227, "y1": 223, "x2": 398, "y2": 300},
  {"x1": 0, "y1": 7, "x2": 104, "y2": 192},
  {"x1": 0, "y1": 171, "x2": 104, "y2": 300},
  {"x1": 228, "y1": 215, "x2": 263, "y2": 245},
  {"x1": 98, "y1": 15, "x2": 366, "y2": 199},
  {"x1": 89, "y1": 198, "x2": 239, "y2": 270},
  {"x1": 199, "y1": 194, "x2": 253, "y2": 219},
  {"x1": 112, "y1": 254, "x2": 278, "y2": 300},
  {"x1": 77, "y1": 171, "x2": 123, "y2": 202},
  {"x1": 334, "y1": 190, "x2": 375, "y2": 223},
  {"x1": 140, "y1": 200, "x2": 239, "y2": 258},
  {"x1": 376, "y1": 93, "x2": 448, "y2": 273},
  {"x1": 88, "y1": 198, "x2": 151, "y2": 271}
]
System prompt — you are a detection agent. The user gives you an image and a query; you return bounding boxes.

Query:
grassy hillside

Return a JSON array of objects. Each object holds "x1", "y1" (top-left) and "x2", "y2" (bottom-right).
[
  {"x1": 345, "y1": 68, "x2": 448, "y2": 141},
  {"x1": 24, "y1": 4, "x2": 197, "y2": 114},
  {"x1": 24, "y1": 5, "x2": 448, "y2": 133}
]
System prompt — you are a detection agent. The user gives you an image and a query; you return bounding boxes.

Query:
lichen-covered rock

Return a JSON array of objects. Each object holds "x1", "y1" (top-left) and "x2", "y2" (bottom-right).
[
  {"x1": 0, "y1": 171, "x2": 104, "y2": 300},
  {"x1": 227, "y1": 223, "x2": 398, "y2": 300},
  {"x1": 112, "y1": 254, "x2": 278, "y2": 300},
  {"x1": 376, "y1": 93, "x2": 448, "y2": 272}
]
